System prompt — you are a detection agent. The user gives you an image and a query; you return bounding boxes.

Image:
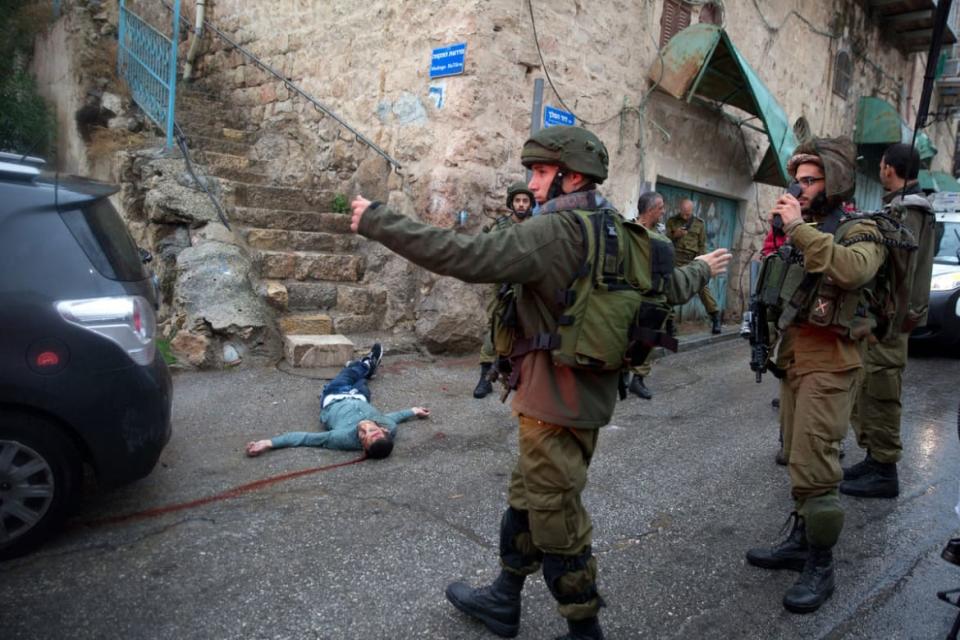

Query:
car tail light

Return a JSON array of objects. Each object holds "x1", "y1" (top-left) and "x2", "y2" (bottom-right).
[{"x1": 56, "y1": 296, "x2": 157, "y2": 365}]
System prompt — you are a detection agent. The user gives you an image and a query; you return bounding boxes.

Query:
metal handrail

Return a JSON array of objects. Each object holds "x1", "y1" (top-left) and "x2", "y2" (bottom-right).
[
  {"x1": 173, "y1": 121, "x2": 232, "y2": 231},
  {"x1": 162, "y1": 1, "x2": 402, "y2": 172}
]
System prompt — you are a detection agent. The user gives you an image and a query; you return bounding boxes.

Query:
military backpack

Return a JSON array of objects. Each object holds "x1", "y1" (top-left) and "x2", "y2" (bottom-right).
[
  {"x1": 492, "y1": 208, "x2": 678, "y2": 378},
  {"x1": 757, "y1": 208, "x2": 917, "y2": 343}
]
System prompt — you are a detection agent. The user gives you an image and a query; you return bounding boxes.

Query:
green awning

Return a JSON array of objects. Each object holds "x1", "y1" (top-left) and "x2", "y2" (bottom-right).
[
  {"x1": 855, "y1": 97, "x2": 907, "y2": 145},
  {"x1": 648, "y1": 23, "x2": 797, "y2": 187},
  {"x1": 854, "y1": 96, "x2": 937, "y2": 161},
  {"x1": 916, "y1": 132, "x2": 937, "y2": 162},
  {"x1": 917, "y1": 170, "x2": 960, "y2": 192},
  {"x1": 933, "y1": 171, "x2": 960, "y2": 192},
  {"x1": 918, "y1": 169, "x2": 938, "y2": 191}
]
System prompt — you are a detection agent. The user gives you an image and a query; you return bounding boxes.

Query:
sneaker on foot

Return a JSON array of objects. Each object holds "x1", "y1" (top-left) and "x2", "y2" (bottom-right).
[{"x1": 362, "y1": 342, "x2": 383, "y2": 377}]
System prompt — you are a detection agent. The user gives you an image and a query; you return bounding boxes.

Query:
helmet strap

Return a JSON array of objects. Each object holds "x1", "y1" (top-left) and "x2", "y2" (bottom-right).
[{"x1": 546, "y1": 170, "x2": 565, "y2": 202}]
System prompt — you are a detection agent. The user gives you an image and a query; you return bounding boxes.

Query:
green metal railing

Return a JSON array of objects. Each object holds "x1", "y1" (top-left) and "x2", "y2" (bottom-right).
[
  {"x1": 118, "y1": 0, "x2": 180, "y2": 149},
  {"x1": 162, "y1": 1, "x2": 401, "y2": 172}
]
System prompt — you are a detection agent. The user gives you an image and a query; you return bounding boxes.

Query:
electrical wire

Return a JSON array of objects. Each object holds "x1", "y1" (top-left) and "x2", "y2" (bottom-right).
[{"x1": 526, "y1": 0, "x2": 640, "y2": 127}]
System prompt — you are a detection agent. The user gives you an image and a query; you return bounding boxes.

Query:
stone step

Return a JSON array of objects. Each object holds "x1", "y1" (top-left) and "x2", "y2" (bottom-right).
[
  {"x1": 257, "y1": 250, "x2": 365, "y2": 282},
  {"x1": 286, "y1": 281, "x2": 386, "y2": 314},
  {"x1": 283, "y1": 334, "x2": 354, "y2": 368},
  {"x1": 224, "y1": 180, "x2": 337, "y2": 212},
  {"x1": 243, "y1": 227, "x2": 360, "y2": 252},
  {"x1": 278, "y1": 312, "x2": 333, "y2": 335},
  {"x1": 329, "y1": 311, "x2": 380, "y2": 334},
  {"x1": 185, "y1": 134, "x2": 249, "y2": 156},
  {"x1": 198, "y1": 151, "x2": 251, "y2": 172},
  {"x1": 207, "y1": 166, "x2": 274, "y2": 185},
  {"x1": 231, "y1": 206, "x2": 353, "y2": 232}
]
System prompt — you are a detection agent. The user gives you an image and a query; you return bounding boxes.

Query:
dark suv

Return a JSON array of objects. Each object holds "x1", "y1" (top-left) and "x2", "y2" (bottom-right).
[{"x1": 0, "y1": 152, "x2": 172, "y2": 559}]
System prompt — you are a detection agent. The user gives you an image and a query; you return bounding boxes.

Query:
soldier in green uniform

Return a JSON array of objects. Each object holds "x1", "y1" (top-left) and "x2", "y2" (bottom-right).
[
  {"x1": 745, "y1": 138, "x2": 887, "y2": 614},
  {"x1": 350, "y1": 126, "x2": 730, "y2": 639},
  {"x1": 623, "y1": 191, "x2": 666, "y2": 399},
  {"x1": 666, "y1": 199, "x2": 722, "y2": 334},
  {"x1": 474, "y1": 182, "x2": 535, "y2": 398},
  {"x1": 842, "y1": 143, "x2": 937, "y2": 498}
]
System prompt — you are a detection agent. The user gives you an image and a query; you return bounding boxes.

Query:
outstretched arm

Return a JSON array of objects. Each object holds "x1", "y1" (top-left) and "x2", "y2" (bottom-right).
[{"x1": 350, "y1": 196, "x2": 580, "y2": 285}]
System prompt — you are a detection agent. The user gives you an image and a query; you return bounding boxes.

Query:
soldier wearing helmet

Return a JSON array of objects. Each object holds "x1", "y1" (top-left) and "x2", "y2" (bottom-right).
[
  {"x1": 350, "y1": 126, "x2": 726, "y2": 639},
  {"x1": 474, "y1": 181, "x2": 537, "y2": 399}
]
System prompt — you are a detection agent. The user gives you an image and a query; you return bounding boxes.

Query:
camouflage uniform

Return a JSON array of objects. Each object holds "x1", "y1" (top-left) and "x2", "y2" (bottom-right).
[
  {"x1": 666, "y1": 213, "x2": 719, "y2": 316},
  {"x1": 747, "y1": 137, "x2": 886, "y2": 614},
  {"x1": 474, "y1": 183, "x2": 534, "y2": 399},
  {"x1": 358, "y1": 127, "x2": 710, "y2": 638},
  {"x1": 844, "y1": 181, "x2": 937, "y2": 497}
]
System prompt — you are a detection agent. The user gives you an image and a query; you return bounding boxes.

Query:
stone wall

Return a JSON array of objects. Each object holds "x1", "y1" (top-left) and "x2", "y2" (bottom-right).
[{"x1": 185, "y1": 0, "x2": 957, "y2": 331}]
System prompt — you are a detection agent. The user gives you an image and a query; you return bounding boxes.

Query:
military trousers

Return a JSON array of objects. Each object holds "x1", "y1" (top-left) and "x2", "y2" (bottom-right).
[
  {"x1": 504, "y1": 415, "x2": 601, "y2": 620},
  {"x1": 478, "y1": 331, "x2": 496, "y2": 365},
  {"x1": 676, "y1": 257, "x2": 719, "y2": 315},
  {"x1": 630, "y1": 358, "x2": 652, "y2": 377},
  {"x1": 780, "y1": 368, "x2": 857, "y2": 500},
  {"x1": 850, "y1": 333, "x2": 908, "y2": 464},
  {"x1": 780, "y1": 367, "x2": 856, "y2": 547}
]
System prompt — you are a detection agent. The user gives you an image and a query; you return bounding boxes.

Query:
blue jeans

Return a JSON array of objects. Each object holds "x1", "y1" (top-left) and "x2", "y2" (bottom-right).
[{"x1": 320, "y1": 361, "x2": 371, "y2": 405}]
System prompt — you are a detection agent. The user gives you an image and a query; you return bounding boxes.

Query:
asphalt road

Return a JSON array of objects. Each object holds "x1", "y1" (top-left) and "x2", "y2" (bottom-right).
[{"x1": 2, "y1": 339, "x2": 959, "y2": 639}]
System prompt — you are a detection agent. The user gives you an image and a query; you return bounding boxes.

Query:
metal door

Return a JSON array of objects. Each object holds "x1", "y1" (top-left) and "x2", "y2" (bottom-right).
[{"x1": 656, "y1": 184, "x2": 738, "y2": 321}]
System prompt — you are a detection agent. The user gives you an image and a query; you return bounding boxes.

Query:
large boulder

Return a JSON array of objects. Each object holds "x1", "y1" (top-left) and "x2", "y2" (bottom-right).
[
  {"x1": 173, "y1": 241, "x2": 281, "y2": 366},
  {"x1": 414, "y1": 277, "x2": 486, "y2": 354}
]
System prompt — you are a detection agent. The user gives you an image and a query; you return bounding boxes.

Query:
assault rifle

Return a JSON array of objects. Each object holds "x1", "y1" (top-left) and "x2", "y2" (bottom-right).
[{"x1": 740, "y1": 260, "x2": 770, "y2": 383}]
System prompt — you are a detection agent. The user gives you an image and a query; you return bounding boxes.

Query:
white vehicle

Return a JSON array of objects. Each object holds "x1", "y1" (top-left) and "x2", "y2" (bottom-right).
[{"x1": 911, "y1": 203, "x2": 960, "y2": 348}]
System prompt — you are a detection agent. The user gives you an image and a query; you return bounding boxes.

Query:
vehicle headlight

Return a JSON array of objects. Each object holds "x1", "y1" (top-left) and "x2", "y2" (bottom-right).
[{"x1": 931, "y1": 272, "x2": 960, "y2": 292}]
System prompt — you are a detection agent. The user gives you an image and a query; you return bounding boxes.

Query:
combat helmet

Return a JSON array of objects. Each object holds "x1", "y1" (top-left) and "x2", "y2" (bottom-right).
[
  {"x1": 506, "y1": 181, "x2": 534, "y2": 209},
  {"x1": 521, "y1": 126, "x2": 609, "y2": 184}
]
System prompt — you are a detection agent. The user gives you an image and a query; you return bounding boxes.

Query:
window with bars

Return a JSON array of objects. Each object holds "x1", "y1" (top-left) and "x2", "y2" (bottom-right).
[
  {"x1": 660, "y1": 0, "x2": 692, "y2": 49},
  {"x1": 833, "y1": 51, "x2": 852, "y2": 100}
]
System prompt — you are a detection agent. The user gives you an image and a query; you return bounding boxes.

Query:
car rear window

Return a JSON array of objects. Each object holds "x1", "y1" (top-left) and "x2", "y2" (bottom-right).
[{"x1": 60, "y1": 198, "x2": 148, "y2": 281}]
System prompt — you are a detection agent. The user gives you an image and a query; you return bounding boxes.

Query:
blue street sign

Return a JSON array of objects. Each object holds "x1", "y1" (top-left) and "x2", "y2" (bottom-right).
[
  {"x1": 430, "y1": 43, "x2": 467, "y2": 79},
  {"x1": 544, "y1": 105, "x2": 575, "y2": 128}
]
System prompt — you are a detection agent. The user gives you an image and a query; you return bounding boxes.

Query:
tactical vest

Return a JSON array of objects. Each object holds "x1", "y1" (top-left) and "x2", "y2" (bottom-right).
[
  {"x1": 497, "y1": 208, "x2": 677, "y2": 372},
  {"x1": 756, "y1": 210, "x2": 916, "y2": 342}
]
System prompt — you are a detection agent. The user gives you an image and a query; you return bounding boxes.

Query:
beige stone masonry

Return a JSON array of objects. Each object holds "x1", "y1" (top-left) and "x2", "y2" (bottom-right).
[
  {"x1": 258, "y1": 250, "x2": 364, "y2": 282},
  {"x1": 279, "y1": 313, "x2": 333, "y2": 335},
  {"x1": 283, "y1": 334, "x2": 353, "y2": 368}
]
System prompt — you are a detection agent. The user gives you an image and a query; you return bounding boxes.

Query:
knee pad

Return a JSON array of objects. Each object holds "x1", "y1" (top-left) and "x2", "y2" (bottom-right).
[
  {"x1": 799, "y1": 492, "x2": 844, "y2": 548},
  {"x1": 542, "y1": 548, "x2": 603, "y2": 619},
  {"x1": 499, "y1": 507, "x2": 542, "y2": 575}
]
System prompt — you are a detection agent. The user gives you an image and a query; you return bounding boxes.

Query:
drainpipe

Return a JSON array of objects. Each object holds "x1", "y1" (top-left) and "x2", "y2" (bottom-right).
[{"x1": 182, "y1": 0, "x2": 205, "y2": 82}]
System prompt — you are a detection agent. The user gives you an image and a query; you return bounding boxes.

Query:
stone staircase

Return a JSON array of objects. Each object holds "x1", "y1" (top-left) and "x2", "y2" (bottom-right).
[{"x1": 175, "y1": 84, "x2": 385, "y2": 367}]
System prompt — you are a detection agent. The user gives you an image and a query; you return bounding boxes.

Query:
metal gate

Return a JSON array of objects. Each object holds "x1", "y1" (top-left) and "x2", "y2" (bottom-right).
[
  {"x1": 656, "y1": 183, "x2": 739, "y2": 322},
  {"x1": 117, "y1": 0, "x2": 180, "y2": 148}
]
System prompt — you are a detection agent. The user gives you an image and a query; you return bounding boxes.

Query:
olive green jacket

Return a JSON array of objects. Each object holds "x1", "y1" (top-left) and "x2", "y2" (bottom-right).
[
  {"x1": 358, "y1": 193, "x2": 710, "y2": 429},
  {"x1": 666, "y1": 214, "x2": 708, "y2": 263},
  {"x1": 776, "y1": 216, "x2": 887, "y2": 374}
]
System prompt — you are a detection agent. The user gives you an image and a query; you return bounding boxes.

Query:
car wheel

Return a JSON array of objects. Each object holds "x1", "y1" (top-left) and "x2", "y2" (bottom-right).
[{"x1": 0, "y1": 413, "x2": 81, "y2": 560}]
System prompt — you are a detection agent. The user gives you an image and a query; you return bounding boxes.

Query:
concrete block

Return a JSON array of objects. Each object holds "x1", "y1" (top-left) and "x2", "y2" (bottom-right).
[{"x1": 284, "y1": 334, "x2": 353, "y2": 368}]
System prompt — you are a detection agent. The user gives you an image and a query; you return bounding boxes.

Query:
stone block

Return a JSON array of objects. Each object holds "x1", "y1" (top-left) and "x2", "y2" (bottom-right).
[
  {"x1": 284, "y1": 334, "x2": 353, "y2": 368},
  {"x1": 258, "y1": 252, "x2": 297, "y2": 279},
  {"x1": 260, "y1": 280, "x2": 288, "y2": 310},
  {"x1": 279, "y1": 313, "x2": 333, "y2": 335}
]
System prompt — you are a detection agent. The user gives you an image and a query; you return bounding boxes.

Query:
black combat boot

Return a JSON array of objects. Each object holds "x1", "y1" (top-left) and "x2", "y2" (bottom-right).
[
  {"x1": 746, "y1": 513, "x2": 808, "y2": 571},
  {"x1": 556, "y1": 617, "x2": 604, "y2": 640},
  {"x1": 446, "y1": 571, "x2": 523, "y2": 638},
  {"x1": 842, "y1": 452, "x2": 878, "y2": 480},
  {"x1": 628, "y1": 375, "x2": 653, "y2": 400},
  {"x1": 710, "y1": 311, "x2": 722, "y2": 334},
  {"x1": 473, "y1": 363, "x2": 494, "y2": 399},
  {"x1": 782, "y1": 546, "x2": 835, "y2": 613},
  {"x1": 840, "y1": 460, "x2": 899, "y2": 498}
]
